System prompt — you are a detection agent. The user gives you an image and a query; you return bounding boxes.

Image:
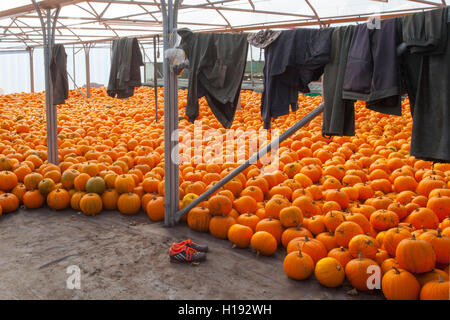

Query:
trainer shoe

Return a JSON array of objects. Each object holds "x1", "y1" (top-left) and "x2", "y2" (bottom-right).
[
  {"x1": 172, "y1": 239, "x2": 208, "y2": 253},
  {"x1": 169, "y1": 245, "x2": 207, "y2": 263}
]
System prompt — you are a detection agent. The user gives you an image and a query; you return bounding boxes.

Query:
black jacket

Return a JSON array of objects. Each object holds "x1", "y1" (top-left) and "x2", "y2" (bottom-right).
[
  {"x1": 179, "y1": 29, "x2": 248, "y2": 128},
  {"x1": 50, "y1": 44, "x2": 69, "y2": 105},
  {"x1": 261, "y1": 28, "x2": 333, "y2": 129},
  {"x1": 107, "y1": 38, "x2": 144, "y2": 99}
]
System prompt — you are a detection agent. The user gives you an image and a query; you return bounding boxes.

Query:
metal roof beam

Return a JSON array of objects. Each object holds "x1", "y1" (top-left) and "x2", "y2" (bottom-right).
[{"x1": 0, "y1": 0, "x2": 88, "y2": 19}]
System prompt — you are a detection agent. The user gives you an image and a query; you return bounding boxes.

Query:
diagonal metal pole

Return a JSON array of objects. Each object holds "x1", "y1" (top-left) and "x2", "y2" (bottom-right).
[
  {"x1": 175, "y1": 103, "x2": 325, "y2": 221},
  {"x1": 154, "y1": 35, "x2": 158, "y2": 122}
]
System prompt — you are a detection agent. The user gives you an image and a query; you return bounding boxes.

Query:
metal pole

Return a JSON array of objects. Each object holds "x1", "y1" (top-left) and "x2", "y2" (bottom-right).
[
  {"x1": 154, "y1": 35, "x2": 158, "y2": 122},
  {"x1": 84, "y1": 44, "x2": 91, "y2": 99},
  {"x1": 250, "y1": 45, "x2": 254, "y2": 88},
  {"x1": 175, "y1": 103, "x2": 326, "y2": 221},
  {"x1": 28, "y1": 47, "x2": 35, "y2": 93},
  {"x1": 73, "y1": 44, "x2": 76, "y2": 87}
]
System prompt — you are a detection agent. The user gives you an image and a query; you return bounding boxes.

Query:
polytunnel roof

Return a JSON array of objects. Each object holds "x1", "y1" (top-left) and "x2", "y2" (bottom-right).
[{"x1": 0, "y1": 0, "x2": 447, "y2": 49}]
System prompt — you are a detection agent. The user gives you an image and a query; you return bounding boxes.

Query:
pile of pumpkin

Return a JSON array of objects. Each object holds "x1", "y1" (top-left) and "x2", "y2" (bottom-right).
[{"x1": 0, "y1": 87, "x2": 449, "y2": 300}]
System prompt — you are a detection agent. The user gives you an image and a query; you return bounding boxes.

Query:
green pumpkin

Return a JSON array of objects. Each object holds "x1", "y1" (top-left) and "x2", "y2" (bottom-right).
[{"x1": 85, "y1": 176, "x2": 106, "y2": 195}]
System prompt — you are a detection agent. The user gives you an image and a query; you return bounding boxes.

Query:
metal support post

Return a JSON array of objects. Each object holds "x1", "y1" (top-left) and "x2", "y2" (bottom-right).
[
  {"x1": 154, "y1": 35, "x2": 159, "y2": 122},
  {"x1": 84, "y1": 44, "x2": 91, "y2": 99},
  {"x1": 28, "y1": 47, "x2": 35, "y2": 93},
  {"x1": 250, "y1": 45, "x2": 254, "y2": 88},
  {"x1": 161, "y1": 0, "x2": 180, "y2": 226},
  {"x1": 175, "y1": 103, "x2": 326, "y2": 221}
]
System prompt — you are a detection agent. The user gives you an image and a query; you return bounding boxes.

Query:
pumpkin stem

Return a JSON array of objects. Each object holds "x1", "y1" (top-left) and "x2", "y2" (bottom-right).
[
  {"x1": 304, "y1": 235, "x2": 310, "y2": 242},
  {"x1": 392, "y1": 266, "x2": 401, "y2": 274},
  {"x1": 358, "y1": 251, "x2": 362, "y2": 261},
  {"x1": 437, "y1": 228, "x2": 442, "y2": 238},
  {"x1": 412, "y1": 234, "x2": 416, "y2": 240}
]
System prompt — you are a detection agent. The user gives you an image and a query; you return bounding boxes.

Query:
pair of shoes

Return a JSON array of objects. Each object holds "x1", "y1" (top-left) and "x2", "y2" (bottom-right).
[{"x1": 169, "y1": 239, "x2": 208, "y2": 263}]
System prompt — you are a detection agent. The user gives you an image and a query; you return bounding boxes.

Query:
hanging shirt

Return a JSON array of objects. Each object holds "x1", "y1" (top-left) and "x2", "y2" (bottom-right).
[
  {"x1": 401, "y1": 7, "x2": 450, "y2": 162},
  {"x1": 342, "y1": 18, "x2": 402, "y2": 116},
  {"x1": 107, "y1": 38, "x2": 144, "y2": 99},
  {"x1": 322, "y1": 26, "x2": 356, "y2": 137},
  {"x1": 261, "y1": 28, "x2": 333, "y2": 129},
  {"x1": 178, "y1": 29, "x2": 248, "y2": 129},
  {"x1": 50, "y1": 44, "x2": 69, "y2": 105}
]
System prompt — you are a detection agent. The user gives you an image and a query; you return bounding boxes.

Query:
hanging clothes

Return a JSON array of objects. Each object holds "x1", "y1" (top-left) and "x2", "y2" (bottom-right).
[
  {"x1": 247, "y1": 29, "x2": 281, "y2": 49},
  {"x1": 107, "y1": 38, "x2": 144, "y2": 99},
  {"x1": 401, "y1": 7, "x2": 450, "y2": 162},
  {"x1": 178, "y1": 29, "x2": 248, "y2": 128},
  {"x1": 50, "y1": 44, "x2": 69, "y2": 105},
  {"x1": 342, "y1": 18, "x2": 402, "y2": 116},
  {"x1": 322, "y1": 26, "x2": 356, "y2": 137},
  {"x1": 261, "y1": 28, "x2": 333, "y2": 129}
]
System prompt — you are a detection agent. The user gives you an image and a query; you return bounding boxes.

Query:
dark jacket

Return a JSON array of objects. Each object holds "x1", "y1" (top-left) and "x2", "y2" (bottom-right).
[
  {"x1": 261, "y1": 28, "x2": 333, "y2": 129},
  {"x1": 50, "y1": 44, "x2": 69, "y2": 105},
  {"x1": 343, "y1": 18, "x2": 402, "y2": 116},
  {"x1": 178, "y1": 29, "x2": 248, "y2": 128},
  {"x1": 401, "y1": 7, "x2": 450, "y2": 162},
  {"x1": 107, "y1": 38, "x2": 144, "y2": 99}
]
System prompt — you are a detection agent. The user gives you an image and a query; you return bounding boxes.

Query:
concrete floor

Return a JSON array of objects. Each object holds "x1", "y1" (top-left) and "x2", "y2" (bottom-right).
[{"x1": 0, "y1": 207, "x2": 383, "y2": 300}]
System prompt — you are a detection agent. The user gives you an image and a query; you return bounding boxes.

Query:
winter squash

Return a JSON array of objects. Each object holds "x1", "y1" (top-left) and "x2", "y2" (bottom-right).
[
  {"x1": 323, "y1": 210, "x2": 345, "y2": 232},
  {"x1": 348, "y1": 234, "x2": 378, "y2": 259},
  {"x1": 283, "y1": 250, "x2": 314, "y2": 280},
  {"x1": 314, "y1": 257, "x2": 345, "y2": 288},
  {"x1": 426, "y1": 194, "x2": 450, "y2": 221},
  {"x1": 227, "y1": 224, "x2": 254, "y2": 248},
  {"x1": 236, "y1": 213, "x2": 260, "y2": 231},
  {"x1": 370, "y1": 210, "x2": 399, "y2": 231},
  {"x1": 11, "y1": 183, "x2": 26, "y2": 203},
  {"x1": 208, "y1": 195, "x2": 232, "y2": 216},
  {"x1": 114, "y1": 174, "x2": 135, "y2": 194},
  {"x1": 73, "y1": 173, "x2": 90, "y2": 191},
  {"x1": 117, "y1": 192, "x2": 141, "y2": 215},
  {"x1": 286, "y1": 235, "x2": 327, "y2": 263},
  {"x1": 382, "y1": 227, "x2": 412, "y2": 257},
  {"x1": 255, "y1": 217, "x2": 284, "y2": 245},
  {"x1": 396, "y1": 235, "x2": 436, "y2": 274},
  {"x1": 233, "y1": 195, "x2": 258, "y2": 214},
  {"x1": 304, "y1": 215, "x2": 326, "y2": 235},
  {"x1": 345, "y1": 254, "x2": 379, "y2": 291},
  {"x1": 101, "y1": 189, "x2": 119, "y2": 210},
  {"x1": 316, "y1": 231, "x2": 338, "y2": 252},
  {"x1": 37, "y1": 178, "x2": 56, "y2": 195},
  {"x1": 265, "y1": 196, "x2": 290, "y2": 219},
  {"x1": 85, "y1": 176, "x2": 106, "y2": 195},
  {"x1": 406, "y1": 208, "x2": 440, "y2": 229},
  {"x1": 182, "y1": 193, "x2": 198, "y2": 209},
  {"x1": 0, "y1": 171, "x2": 18, "y2": 191},
  {"x1": 416, "y1": 269, "x2": 449, "y2": 287},
  {"x1": 418, "y1": 228, "x2": 450, "y2": 265},
  {"x1": 187, "y1": 206, "x2": 211, "y2": 232},
  {"x1": 22, "y1": 190, "x2": 45, "y2": 209},
  {"x1": 47, "y1": 188, "x2": 70, "y2": 210},
  {"x1": 250, "y1": 231, "x2": 277, "y2": 256},
  {"x1": 279, "y1": 206, "x2": 303, "y2": 228},
  {"x1": 334, "y1": 221, "x2": 364, "y2": 247},
  {"x1": 281, "y1": 225, "x2": 313, "y2": 248},
  {"x1": 375, "y1": 249, "x2": 390, "y2": 266},
  {"x1": 328, "y1": 247, "x2": 353, "y2": 268},
  {"x1": 382, "y1": 267, "x2": 420, "y2": 300},
  {"x1": 70, "y1": 191, "x2": 86, "y2": 211},
  {"x1": 345, "y1": 212, "x2": 371, "y2": 234},
  {"x1": 61, "y1": 169, "x2": 80, "y2": 189},
  {"x1": 420, "y1": 277, "x2": 450, "y2": 300},
  {"x1": 209, "y1": 215, "x2": 236, "y2": 239},
  {"x1": 23, "y1": 172, "x2": 43, "y2": 190},
  {"x1": 79, "y1": 193, "x2": 103, "y2": 216}
]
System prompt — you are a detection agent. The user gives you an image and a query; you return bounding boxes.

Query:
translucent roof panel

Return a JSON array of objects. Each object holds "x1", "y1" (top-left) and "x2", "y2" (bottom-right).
[{"x1": 0, "y1": 0, "x2": 445, "y2": 49}]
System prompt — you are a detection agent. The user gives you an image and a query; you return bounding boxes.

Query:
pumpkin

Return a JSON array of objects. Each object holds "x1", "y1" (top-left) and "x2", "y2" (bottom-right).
[
  {"x1": 0, "y1": 171, "x2": 18, "y2": 191},
  {"x1": 406, "y1": 208, "x2": 440, "y2": 229},
  {"x1": 314, "y1": 257, "x2": 345, "y2": 287},
  {"x1": 114, "y1": 174, "x2": 135, "y2": 194},
  {"x1": 187, "y1": 206, "x2": 211, "y2": 232},
  {"x1": 70, "y1": 191, "x2": 86, "y2": 210},
  {"x1": 236, "y1": 213, "x2": 260, "y2": 231},
  {"x1": 323, "y1": 210, "x2": 345, "y2": 232},
  {"x1": 0, "y1": 193, "x2": 19, "y2": 213},
  {"x1": 85, "y1": 176, "x2": 106, "y2": 195},
  {"x1": 208, "y1": 195, "x2": 232, "y2": 216},
  {"x1": 47, "y1": 188, "x2": 70, "y2": 210},
  {"x1": 73, "y1": 173, "x2": 90, "y2": 191},
  {"x1": 327, "y1": 246, "x2": 353, "y2": 268},
  {"x1": 233, "y1": 195, "x2": 258, "y2": 214},
  {"x1": 101, "y1": 189, "x2": 119, "y2": 210},
  {"x1": 145, "y1": 195, "x2": 164, "y2": 221},
  {"x1": 281, "y1": 225, "x2": 313, "y2": 248},
  {"x1": 345, "y1": 212, "x2": 372, "y2": 234},
  {"x1": 79, "y1": 193, "x2": 103, "y2": 216},
  {"x1": 255, "y1": 217, "x2": 284, "y2": 245},
  {"x1": 37, "y1": 178, "x2": 55, "y2": 195},
  {"x1": 345, "y1": 254, "x2": 379, "y2": 291},
  {"x1": 286, "y1": 235, "x2": 327, "y2": 263},
  {"x1": 279, "y1": 206, "x2": 303, "y2": 228},
  {"x1": 209, "y1": 215, "x2": 236, "y2": 240},
  {"x1": 348, "y1": 234, "x2": 378, "y2": 259},
  {"x1": 382, "y1": 227, "x2": 412, "y2": 257},
  {"x1": 382, "y1": 267, "x2": 420, "y2": 300},
  {"x1": 227, "y1": 224, "x2": 254, "y2": 248},
  {"x1": 316, "y1": 231, "x2": 338, "y2": 252},
  {"x1": 420, "y1": 277, "x2": 450, "y2": 300},
  {"x1": 304, "y1": 215, "x2": 326, "y2": 235},
  {"x1": 396, "y1": 235, "x2": 436, "y2": 274},
  {"x1": 416, "y1": 269, "x2": 449, "y2": 287},
  {"x1": 419, "y1": 228, "x2": 450, "y2": 265},
  {"x1": 334, "y1": 221, "x2": 364, "y2": 247},
  {"x1": 11, "y1": 183, "x2": 27, "y2": 203},
  {"x1": 370, "y1": 209, "x2": 399, "y2": 231},
  {"x1": 117, "y1": 192, "x2": 141, "y2": 215},
  {"x1": 23, "y1": 172, "x2": 43, "y2": 190},
  {"x1": 265, "y1": 196, "x2": 290, "y2": 219},
  {"x1": 381, "y1": 258, "x2": 400, "y2": 274},
  {"x1": 375, "y1": 249, "x2": 390, "y2": 266},
  {"x1": 22, "y1": 189, "x2": 45, "y2": 209},
  {"x1": 61, "y1": 169, "x2": 80, "y2": 189},
  {"x1": 250, "y1": 231, "x2": 277, "y2": 256},
  {"x1": 283, "y1": 250, "x2": 314, "y2": 280}
]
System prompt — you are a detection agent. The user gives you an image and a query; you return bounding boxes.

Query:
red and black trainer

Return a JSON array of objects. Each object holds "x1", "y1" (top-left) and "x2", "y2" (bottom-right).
[
  {"x1": 172, "y1": 239, "x2": 208, "y2": 253},
  {"x1": 169, "y1": 245, "x2": 206, "y2": 263}
]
